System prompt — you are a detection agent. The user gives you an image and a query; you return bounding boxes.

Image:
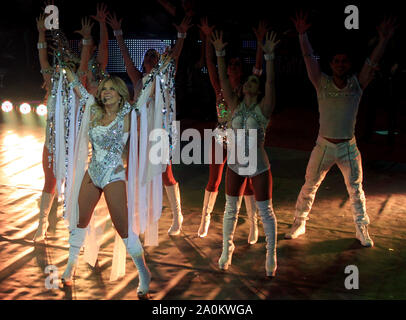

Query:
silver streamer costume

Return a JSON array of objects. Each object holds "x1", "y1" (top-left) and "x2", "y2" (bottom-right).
[{"x1": 44, "y1": 69, "x2": 58, "y2": 161}]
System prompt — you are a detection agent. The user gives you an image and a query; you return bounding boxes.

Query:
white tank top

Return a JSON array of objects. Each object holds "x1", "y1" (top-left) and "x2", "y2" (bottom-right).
[{"x1": 317, "y1": 73, "x2": 362, "y2": 139}]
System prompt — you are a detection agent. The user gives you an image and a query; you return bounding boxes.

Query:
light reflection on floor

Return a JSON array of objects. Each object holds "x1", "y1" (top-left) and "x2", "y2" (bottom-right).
[
  {"x1": 0, "y1": 122, "x2": 406, "y2": 300},
  {"x1": 0, "y1": 130, "x2": 44, "y2": 190}
]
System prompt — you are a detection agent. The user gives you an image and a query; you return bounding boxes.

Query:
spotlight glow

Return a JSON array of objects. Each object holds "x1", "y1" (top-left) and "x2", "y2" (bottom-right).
[
  {"x1": 19, "y1": 103, "x2": 31, "y2": 114},
  {"x1": 1, "y1": 101, "x2": 13, "y2": 112},
  {"x1": 36, "y1": 104, "x2": 47, "y2": 116}
]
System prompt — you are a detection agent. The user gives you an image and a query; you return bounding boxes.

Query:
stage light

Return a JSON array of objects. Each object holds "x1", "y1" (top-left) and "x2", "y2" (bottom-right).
[
  {"x1": 36, "y1": 104, "x2": 47, "y2": 116},
  {"x1": 1, "y1": 101, "x2": 13, "y2": 112},
  {"x1": 19, "y1": 103, "x2": 31, "y2": 114}
]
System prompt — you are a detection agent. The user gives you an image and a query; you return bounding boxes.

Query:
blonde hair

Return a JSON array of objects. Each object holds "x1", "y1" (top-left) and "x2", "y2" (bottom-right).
[
  {"x1": 94, "y1": 76, "x2": 130, "y2": 110},
  {"x1": 90, "y1": 76, "x2": 130, "y2": 125}
]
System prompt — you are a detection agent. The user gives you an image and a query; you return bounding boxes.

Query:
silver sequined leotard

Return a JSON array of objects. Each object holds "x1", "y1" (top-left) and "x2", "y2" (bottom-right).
[
  {"x1": 76, "y1": 84, "x2": 132, "y2": 189},
  {"x1": 87, "y1": 103, "x2": 132, "y2": 189},
  {"x1": 227, "y1": 102, "x2": 270, "y2": 178}
]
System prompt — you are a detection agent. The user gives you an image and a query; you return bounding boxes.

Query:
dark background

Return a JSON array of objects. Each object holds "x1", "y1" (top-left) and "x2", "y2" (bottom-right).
[{"x1": 0, "y1": 0, "x2": 405, "y2": 151}]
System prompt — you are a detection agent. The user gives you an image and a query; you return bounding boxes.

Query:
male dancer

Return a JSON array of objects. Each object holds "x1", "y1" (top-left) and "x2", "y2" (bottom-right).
[{"x1": 285, "y1": 12, "x2": 397, "y2": 247}]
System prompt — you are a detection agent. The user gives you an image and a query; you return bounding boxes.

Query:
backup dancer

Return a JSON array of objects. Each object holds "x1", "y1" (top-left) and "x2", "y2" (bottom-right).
[
  {"x1": 196, "y1": 18, "x2": 269, "y2": 243},
  {"x1": 285, "y1": 12, "x2": 397, "y2": 247},
  {"x1": 107, "y1": 13, "x2": 192, "y2": 235},
  {"x1": 33, "y1": 14, "x2": 94, "y2": 241},
  {"x1": 211, "y1": 30, "x2": 279, "y2": 277}
]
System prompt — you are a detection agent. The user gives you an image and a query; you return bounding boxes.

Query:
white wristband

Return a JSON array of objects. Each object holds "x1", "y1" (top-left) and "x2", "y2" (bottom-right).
[
  {"x1": 37, "y1": 42, "x2": 47, "y2": 49},
  {"x1": 177, "y1": 32, "x2": 187, "y2": 39},
  {"x1": 366, "y1": 58, "x2": 378, "y2": 68},
  {"x1": 252, "y1": 66, "x2": 263, "y2": 76},
  {"x1": 82, "y1": 38, "x2": 92, "y2": 46},
  {"x1": 264, "y1": 53, "x2": 275, "y2": 61},
  {"x1": 113, "y1": 29, "x2": 123, "y2": 36},
  {"x1": 216, "y1": 49, "x2": 226, "y2": 57}
]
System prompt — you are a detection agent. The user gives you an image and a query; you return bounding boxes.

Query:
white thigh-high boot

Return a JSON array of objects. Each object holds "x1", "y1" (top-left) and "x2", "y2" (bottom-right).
[
  {"x1": 61, "y1": 227, "x2": 87, "y2": 286},
  {"x1": 33, "y1": 192, "x2": 55, "y2": 241},
  {"x1": 244, "y1": 195, "x2": 258, "y2": 244},
  {"x1": 197, "y1": 190, "x2": 218, "y2": 238},
  {"x1": 122, "y1": 236, "x2": 151, "y2": 298},
  {"x1": 218, "y1": 195, "x2": 243, "y2": 270},
  {"x1": 165, "y1": 183, "x2": 183, "y2": 235},
  {"x1": 256, "y1": 199, "x2": 277, "y2": 277}
]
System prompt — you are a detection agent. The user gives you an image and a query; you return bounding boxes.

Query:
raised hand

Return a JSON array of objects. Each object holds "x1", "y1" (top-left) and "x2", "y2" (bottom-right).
[
  {"x1": 36, "y1": 13, "x2": 47, "y2": 33},
  {"x1": 74, "y1": 17, "x2": 94, "y2": 39},
  {"x1": 210, "y1": 30, "x2": 228, "y2": 52},
  {"x1": 377, "y1": 16, "x2": 398, "y2": 41},
  {"x1": 91, "y1": 3, "x2": 109, "y2": 23},
  {"x1": 253, "y1": 20, "x2": 269, "y2": 41},
  {"x1": 198, "y1": 17, "x2": 214, "y2": 37},
  {"x1": 291, "y1": 11, "x2": 311, "y2": 34},
  {"x1": 106, "y1": 12, "x2": 123, "y2": 30},
  {"x1": 173, "y1": 15, "x2": 193, "y2": 34},
  {"x1": 260, "y1": 31, "x2": 280, "y2": 54}
]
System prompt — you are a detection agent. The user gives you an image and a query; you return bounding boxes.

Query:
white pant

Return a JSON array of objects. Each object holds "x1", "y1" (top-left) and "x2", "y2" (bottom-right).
[{"x1": 295, "y1": 136, "x2": 369, "y2": 225}]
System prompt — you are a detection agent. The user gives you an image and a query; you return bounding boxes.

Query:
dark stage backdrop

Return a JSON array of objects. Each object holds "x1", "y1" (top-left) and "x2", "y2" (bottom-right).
[{"x1": 0, "y1": 0, "x2": 404, "y2": 123}]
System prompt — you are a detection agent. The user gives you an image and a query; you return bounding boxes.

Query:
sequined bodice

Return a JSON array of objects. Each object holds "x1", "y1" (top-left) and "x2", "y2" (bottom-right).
[
  {"x1": 88, "y1": 103, "x2": 132, "y2": 180},
  {"x1": 227, "y1": 102, "x2": 270, "y2": 177},
  {"x1": 231, "y1": 102, "x2": 269, "y2": 144}
]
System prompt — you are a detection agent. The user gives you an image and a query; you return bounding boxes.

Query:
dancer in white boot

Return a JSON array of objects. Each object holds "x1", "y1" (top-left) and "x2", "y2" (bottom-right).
[
  {"x1": 107, "y1": 13, "x2": 192, "y2": 236},
  {"x1": 197, "y1": 18, "x2": 270, "y2": 243},
  {"x1": 285, "y1": 12, "x2": 397, "y2": 247},
  {"x1": 33, "y1": 14, "x2": 94, "y2": 241},
  {"x1": 60, "y1": 70, "x2": 152, "y2": 298},
  {"x1": 211, "y1": 30, "x2": 279, "y2": 277}
]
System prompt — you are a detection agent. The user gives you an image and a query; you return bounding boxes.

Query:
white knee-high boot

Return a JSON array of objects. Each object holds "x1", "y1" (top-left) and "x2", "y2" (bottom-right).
[
  {"x1": 122, "y1": 236, "x2": 151, "y2": 297},
  {"x1": 218, "y1": 195, "x2": 243, "y2": 270},
  {"x1": 61, "y1": 227, "x2": 87, "y2": 285},
  {"x1": 33, "y1": 192, "x2": 55, "y2": 241},
  {"x1": 165, "y1": 183, "x2": 183, "y2": 235},
  {"x1": 197, "y1": 190, "x2": 218, "y2": 238},
  {"x1": 244, "y1": 195, "x2": 258, "y2": 244},
  {"x1": 256, "y1": 199, "x2": 277, "y2": 277}
]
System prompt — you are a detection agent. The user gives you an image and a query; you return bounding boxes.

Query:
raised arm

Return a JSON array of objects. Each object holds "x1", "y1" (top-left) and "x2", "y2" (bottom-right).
[
  {"x1": 36, "y1": 13, "x2": 52, "y2": 92},
  {"x1": 91, "y1": 3, "x2": 109, "y2": 70},
  {"x1": 358, "y1": 16, "x2": 397, "y2": 90},
  {"x1": 291, "y1": 11, "x2": 321, "y2": 88},
  {"x1": 252, "y1": 20, "x2": 269, "y2": 76},
  {"x1": 198, "y1": 17, "x2": 220, "y2": 94},
  {"x1": 170, "y1": 15, "x2": 193, "y2": 69},
  {"x1": 259, "y1": 32, "x2": 279, "y2": 119},
  {"x1": 75, "y1": 17, "x2": 95, "y2": 84},
  {"x1": 107, "y1": 13, "x2": 142, "y2": 88},
  {"x1": 63, "y1": 67, "x2": 90, "y2": 104},
  {"x1": 156, "y1": 0, "x2": 177, "y2": 17},
  {"x1": 211, "y1": 30, "x2": 238, "y2": 112}
]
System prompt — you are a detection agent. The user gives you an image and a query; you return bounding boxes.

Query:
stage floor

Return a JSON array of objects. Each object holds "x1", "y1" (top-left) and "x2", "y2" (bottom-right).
[{"x1": 0, "y1": 123, "x2": 405, "y2": 300}]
